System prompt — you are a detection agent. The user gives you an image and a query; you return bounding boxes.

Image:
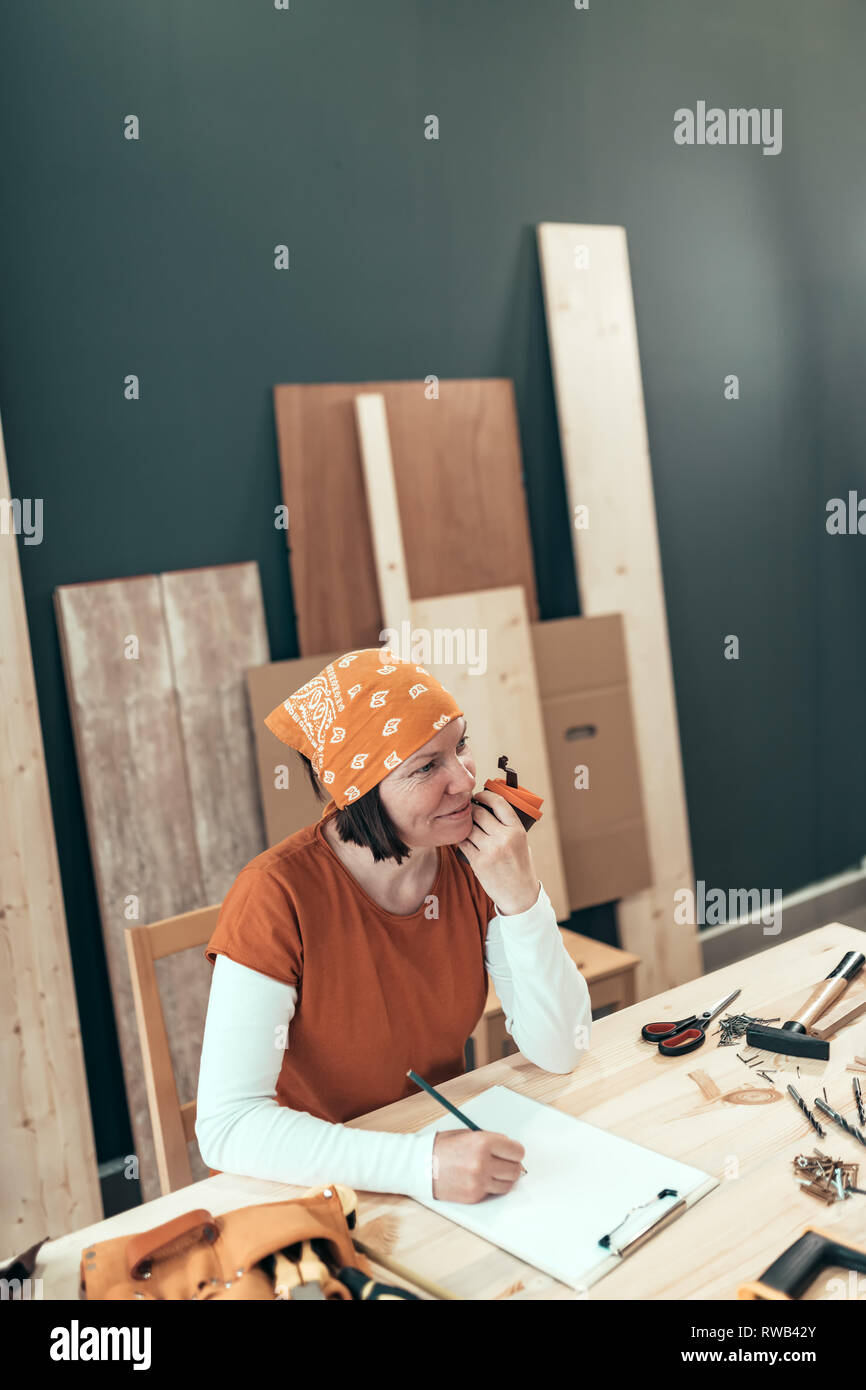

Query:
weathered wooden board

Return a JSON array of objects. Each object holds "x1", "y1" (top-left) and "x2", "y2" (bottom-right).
[
  {"x1": 246, "y1": 653, "x2": 342, "y2": 846},
  {"x1": 273, "y1": 379, "x2": 539, "y2": 654},
  {"x1": 0, "y1": 414, "x2": 102, "y2": 1252},
  {"x1": 161, "y1": 563, "x2": 269, "y2": 900},
  {"x1": 537, "y1": 222, "x2": 700, "y2": 993},
  {"x1": 55, "y1": 564, "x2": 272, "y2": 1200}
]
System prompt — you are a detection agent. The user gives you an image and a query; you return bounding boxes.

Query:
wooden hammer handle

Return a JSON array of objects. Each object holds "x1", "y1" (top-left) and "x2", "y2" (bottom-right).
[{"x1": 794, "y1": 976, "x2": 850, "y2": 1030}]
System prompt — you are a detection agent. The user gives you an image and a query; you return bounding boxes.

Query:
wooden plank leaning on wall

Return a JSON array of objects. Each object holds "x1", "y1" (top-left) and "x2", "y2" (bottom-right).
[
  {"x1": 537, "y1": 222, "x2": 701, "y2": 995},
  {"x1": 354, "y1": 392, "x2": 570, "y2": 922},
  {"x1": 54, "y1": 563, "x2": 269, "y2": 1202},
  {"x1": 54, "y1": 575, "x2": 210, "y2": 1204},
  {"x1": 0, "y1": 411, "x2": 102, "y2": 1252}
]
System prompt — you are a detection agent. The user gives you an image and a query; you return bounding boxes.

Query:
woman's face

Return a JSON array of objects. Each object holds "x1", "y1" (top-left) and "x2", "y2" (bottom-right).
[{"x1": 377, "y1": 714, "x2": 476, "y2": 847}]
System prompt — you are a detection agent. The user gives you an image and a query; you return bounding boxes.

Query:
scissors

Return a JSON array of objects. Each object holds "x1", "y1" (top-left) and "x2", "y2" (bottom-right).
[{"x1": 641, "y1": 988, "x2": 741, "y2": 1056}]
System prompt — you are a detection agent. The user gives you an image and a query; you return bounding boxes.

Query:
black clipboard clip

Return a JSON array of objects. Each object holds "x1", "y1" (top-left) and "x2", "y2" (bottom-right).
[{"x1": 598, "y1": 1188, "x2": 686, "y2": 1258}]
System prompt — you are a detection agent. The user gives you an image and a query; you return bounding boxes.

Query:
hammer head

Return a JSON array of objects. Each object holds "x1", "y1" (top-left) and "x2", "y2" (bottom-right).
[{"x1": 746, "y1": 1023, "x2": 829, "y2": 1061}]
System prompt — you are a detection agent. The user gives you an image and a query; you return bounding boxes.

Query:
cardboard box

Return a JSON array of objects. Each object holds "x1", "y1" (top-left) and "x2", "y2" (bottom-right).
[
  {"x1": 531, "y1": 615, "x2": 651, "y2": 911},
  {"x1": 246, "y1": 653, "x2": 343, "y2": 845}
]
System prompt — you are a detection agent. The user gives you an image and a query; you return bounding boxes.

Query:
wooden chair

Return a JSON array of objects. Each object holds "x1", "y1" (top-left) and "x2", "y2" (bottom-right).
[{"x1": 125, "y1": 904, "x2": 221, "y2": 1195}]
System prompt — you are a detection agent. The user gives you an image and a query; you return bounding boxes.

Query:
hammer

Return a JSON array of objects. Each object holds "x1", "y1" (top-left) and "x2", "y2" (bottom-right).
[{"x1": 746, "y1": 951, "x2": 866, "y2": 1061}]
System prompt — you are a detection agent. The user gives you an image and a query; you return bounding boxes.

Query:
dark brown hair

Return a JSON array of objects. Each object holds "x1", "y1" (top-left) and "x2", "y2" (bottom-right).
[{"x1": 296, "y1": 752, "x2": 410, "y2": 864}]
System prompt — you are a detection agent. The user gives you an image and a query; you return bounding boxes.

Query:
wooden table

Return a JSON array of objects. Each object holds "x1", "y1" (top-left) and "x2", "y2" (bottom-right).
[{"x1": 23, "y1": 924, "x2": 866, "y2": 1300}]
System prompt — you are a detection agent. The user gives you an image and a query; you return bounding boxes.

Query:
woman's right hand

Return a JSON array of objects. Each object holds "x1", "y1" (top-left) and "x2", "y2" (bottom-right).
[{"x1": 431, "y1": 1129, "x2": 525, "y2": 1203}]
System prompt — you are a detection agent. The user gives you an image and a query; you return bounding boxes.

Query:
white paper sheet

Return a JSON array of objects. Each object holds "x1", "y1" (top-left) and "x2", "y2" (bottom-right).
[{"x1": 412, "y1": 1085, "x2": 718, "y2": 1291}]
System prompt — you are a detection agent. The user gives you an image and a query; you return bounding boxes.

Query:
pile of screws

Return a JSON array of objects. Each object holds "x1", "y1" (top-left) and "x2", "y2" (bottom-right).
[
  {"x1": 793, "y1": 1150, "x2": 864, "y2": 1204},
  {"x1": 713, "y1": 1013, "x2": 780, "y2": 1047}
]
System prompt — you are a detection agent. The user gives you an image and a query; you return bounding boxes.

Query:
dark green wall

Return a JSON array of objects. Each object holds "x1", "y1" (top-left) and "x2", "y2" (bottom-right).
[{"x1": 2, "y1": 2, "x2": 864, "y2": 1166}]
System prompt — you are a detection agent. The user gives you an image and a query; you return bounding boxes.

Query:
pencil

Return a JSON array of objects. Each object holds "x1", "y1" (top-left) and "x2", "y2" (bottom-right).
[{"x1": 407, "y1": 1069, "x2": 528, "y2": 1175}]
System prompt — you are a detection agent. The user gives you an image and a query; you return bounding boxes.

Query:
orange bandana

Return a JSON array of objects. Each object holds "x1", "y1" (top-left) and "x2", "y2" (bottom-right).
[{"x1": 264, "y1": 648, "x2": 464, "y2": 810}]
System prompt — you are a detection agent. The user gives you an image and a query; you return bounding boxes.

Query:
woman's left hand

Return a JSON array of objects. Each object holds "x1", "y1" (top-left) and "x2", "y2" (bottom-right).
[{"x1": 457, "y1": 789, "x2": 540, "y2": 916}]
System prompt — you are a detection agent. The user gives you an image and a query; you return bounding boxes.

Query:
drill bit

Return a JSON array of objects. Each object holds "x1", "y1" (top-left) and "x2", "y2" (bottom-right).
[
  {"x1": 814, "y1": 1097, "x2": 866, "y2": 1148},
  {"x1": 787, "y1": 1085, "x2": 826, "y2": 1138},
  {"x1": 854, "y1": 1077, "x2": 866, "y2": 1127}
]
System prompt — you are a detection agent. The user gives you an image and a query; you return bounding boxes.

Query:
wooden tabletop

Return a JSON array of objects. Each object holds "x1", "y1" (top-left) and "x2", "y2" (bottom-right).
[{"x1": 24, "y1": 923, "x2": 866, "y2": 1300}]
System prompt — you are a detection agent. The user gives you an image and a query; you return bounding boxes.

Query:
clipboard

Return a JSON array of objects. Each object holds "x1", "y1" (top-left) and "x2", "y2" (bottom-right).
[{"x1": 412, "y1": 1085, "x2": 718, "y2": 1291}]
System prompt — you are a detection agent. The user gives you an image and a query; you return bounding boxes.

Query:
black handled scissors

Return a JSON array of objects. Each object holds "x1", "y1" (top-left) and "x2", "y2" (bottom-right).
[{"x1": 641, "y1": 988, "x2": 741, "y2": 1057}]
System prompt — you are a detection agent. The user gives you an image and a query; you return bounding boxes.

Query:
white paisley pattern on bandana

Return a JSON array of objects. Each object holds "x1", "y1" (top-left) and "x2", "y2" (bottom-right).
[{"x1": 265, "y1": 647, "x2": 464, "y2": 808}]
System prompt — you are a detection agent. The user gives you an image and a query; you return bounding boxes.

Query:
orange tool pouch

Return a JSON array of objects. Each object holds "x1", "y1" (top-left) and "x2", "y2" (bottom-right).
[{"x1": 80, "y1": 1185, "x2": 373, "y2": 1301}]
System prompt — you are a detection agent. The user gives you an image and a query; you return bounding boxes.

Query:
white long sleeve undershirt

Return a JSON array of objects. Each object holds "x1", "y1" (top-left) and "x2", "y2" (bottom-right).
[{"x1": 195, "y1": 882, "x2": 592, "y2": 1199}]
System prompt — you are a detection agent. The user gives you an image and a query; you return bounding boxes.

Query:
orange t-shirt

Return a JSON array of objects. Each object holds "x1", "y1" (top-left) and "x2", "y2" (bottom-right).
[{"x1": 203, "y1": 810, "x2": 494, "y2": 1124}]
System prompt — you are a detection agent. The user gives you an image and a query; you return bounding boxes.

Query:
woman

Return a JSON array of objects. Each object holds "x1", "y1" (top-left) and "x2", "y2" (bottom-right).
[{"x1": 196, "y1": 647, "x2": 591, "y2": 1204}]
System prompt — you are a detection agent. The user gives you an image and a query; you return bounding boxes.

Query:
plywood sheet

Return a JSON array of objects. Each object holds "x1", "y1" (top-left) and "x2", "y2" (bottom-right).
[
  {"x1": 247, "y1": 653, "x2": 342, "y2": 845},
  {"x1": 161, "y1": 563, "x2": 269, "y2": 900},
  {"x1": 410, "y1": 587, "x2": 569, "y2": 922},
  {"x1": 0, "y1": 416, "x2": 102, "y2": 1251},
  {"x1": 537, "y1": 223, "x2": 700, "y2": 992},
  {"x1": 274, "y1": 379, "x2": 539, "y2": 654}
]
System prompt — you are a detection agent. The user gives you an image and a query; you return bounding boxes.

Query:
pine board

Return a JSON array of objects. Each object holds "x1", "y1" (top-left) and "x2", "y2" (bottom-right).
[
  {"x1": 0, "y1": 415, "x2": 102, "y2": 1252},
  {"x1": 537, "y1": 222, "x2": 700, "y2": 992}
]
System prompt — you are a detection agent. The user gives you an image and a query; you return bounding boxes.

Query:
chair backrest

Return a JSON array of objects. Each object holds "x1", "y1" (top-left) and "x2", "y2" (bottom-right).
[{"x1": 124, "y1": 904, "x2": 221, "y2": 1195}]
